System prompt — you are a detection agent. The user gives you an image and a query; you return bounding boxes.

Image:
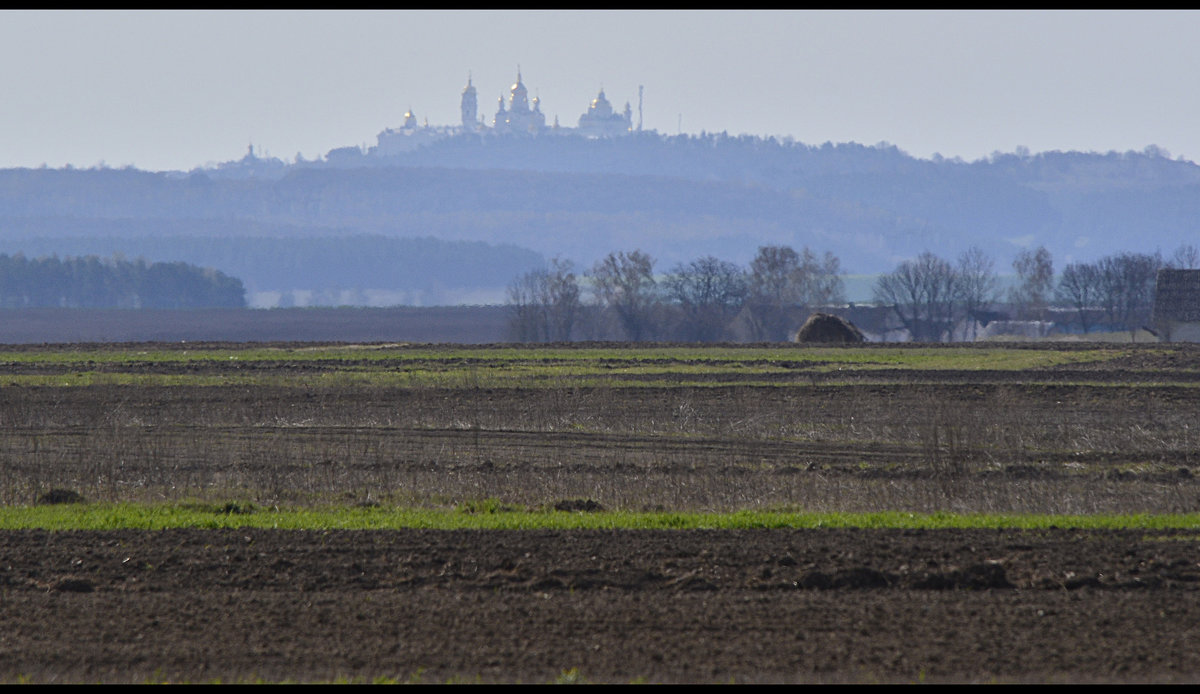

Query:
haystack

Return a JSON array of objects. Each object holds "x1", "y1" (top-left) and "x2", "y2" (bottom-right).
[{"x1": 794, "y1": 312, "x2": 865, "y2": 344}]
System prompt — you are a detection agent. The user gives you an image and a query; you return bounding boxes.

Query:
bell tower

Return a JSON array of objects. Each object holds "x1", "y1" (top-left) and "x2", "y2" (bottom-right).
[{"x1": 460, "y1": 73, "x2": 477, "y2": 130}]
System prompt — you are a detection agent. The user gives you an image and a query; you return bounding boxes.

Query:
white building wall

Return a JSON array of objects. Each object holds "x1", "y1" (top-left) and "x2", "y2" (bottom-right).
[{"x1": 1168, "y1": 322, "x2": 1200, "y2": 342}]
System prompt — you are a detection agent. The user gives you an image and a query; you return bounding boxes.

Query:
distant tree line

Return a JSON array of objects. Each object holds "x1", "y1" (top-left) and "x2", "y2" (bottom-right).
[
  {"x1": 2, "y1": 235, "x2": 543, "y2": 302},
  {"x1": 0, "y1": 253, "x2": 246, "y2": 309},
  {"x1": 871, "y1": 243, "x2": 1199, "y2": 341},
  {"x1": 1056, "y1": 244, "x2": 1199, "y2": 335},
  {"x1": 506, "y1": 245, "x2": 845, "y2": 342},
  {"x1": 507, "y1": 242, "x2": 1199, "y2": 343}
]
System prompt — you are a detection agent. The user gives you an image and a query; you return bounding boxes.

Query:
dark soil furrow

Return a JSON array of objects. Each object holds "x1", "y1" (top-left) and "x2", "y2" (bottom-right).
[{"x1": 3, "y1": 528, "x2": 1200, "y2": 683}]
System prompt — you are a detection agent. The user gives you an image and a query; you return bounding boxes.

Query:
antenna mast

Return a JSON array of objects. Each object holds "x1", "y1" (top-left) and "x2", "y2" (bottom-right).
[{"x1": 637, "y1": 85, "x2": 643, "y2": 132}]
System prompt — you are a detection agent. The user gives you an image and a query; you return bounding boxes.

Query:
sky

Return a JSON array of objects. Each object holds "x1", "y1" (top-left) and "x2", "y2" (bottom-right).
[{"x1": 3, "y1": 9, "x2": 1200, "y2": 172}]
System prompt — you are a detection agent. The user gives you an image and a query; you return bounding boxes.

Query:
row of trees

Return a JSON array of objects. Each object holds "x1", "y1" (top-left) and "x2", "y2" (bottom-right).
[
  {"x1": 507, "y1": 245, "x2": 845, "y2": 342},
  {"x1": 0, "y1": 253, "x2": 246, "y2": 309},
  {"x1": 509, "y1": 242, "x2": 1199, "y2": 343},
  {"x1": 872, "y1": 243, "x2": 1199, "y2": 341},
  {"x1": 1056, "y1": 246, "x2": 1199, "y2": 334}
]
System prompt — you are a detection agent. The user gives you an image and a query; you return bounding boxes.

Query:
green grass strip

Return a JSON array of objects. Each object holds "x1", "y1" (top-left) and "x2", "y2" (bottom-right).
[
  {"x1": 2, "y1": 503, "x2": 1200, "y2": 531},
  {"x1": 0, "y1": 344, "x2": 1129, "y2": 370},
  {"x1": 2, "y1": 344, "x2": 1178, "y2": 389}
]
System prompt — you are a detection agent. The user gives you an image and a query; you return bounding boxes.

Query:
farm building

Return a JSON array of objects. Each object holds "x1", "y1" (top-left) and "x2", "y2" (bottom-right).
[{"x1": 1152, "y1": 269, "x2": 1200, "y2": 341}]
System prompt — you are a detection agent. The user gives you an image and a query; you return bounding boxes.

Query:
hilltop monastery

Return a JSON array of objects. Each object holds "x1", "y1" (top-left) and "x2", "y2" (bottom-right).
[{"x1": 372, "y1": 71, "x2": 641, "y2": 156}]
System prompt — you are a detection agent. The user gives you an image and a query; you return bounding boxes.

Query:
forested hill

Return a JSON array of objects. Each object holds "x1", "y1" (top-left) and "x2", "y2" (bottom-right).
[
  {"x1": 2, "y1": 134, "x2": 1198, "y2": 306},
  {"x1": 330, "y1": 134, "x2": 1200, "y2": 270}
]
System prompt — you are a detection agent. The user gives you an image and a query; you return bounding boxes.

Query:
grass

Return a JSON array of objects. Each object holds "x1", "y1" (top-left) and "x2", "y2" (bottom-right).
[
  {"x1": 25, "y1": 669, "x2": 602, "y2": 685},
  {"x1": 4, "y1": 502, "x2": 1200, "y2": 531},
  {"x1": 15, "y1": 372, "x2": 1195, "y2": 390},
  {"x1": 0, "y1": 343, "x2": 1133, "y2": 366},
  {"x1": 0, "y1": 343, "x2": 1173, "y2": 389}
]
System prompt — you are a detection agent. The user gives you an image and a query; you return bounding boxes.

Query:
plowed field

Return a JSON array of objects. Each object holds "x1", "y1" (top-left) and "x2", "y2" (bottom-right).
[
  {"x1": 4, "y1": 528, "x2": 1200, "y2": 683},
  {"x1": 3, "y1": 342, "x2": 1200, "y2": 682}
]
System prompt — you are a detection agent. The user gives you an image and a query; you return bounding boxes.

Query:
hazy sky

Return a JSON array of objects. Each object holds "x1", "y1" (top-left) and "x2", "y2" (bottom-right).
[{"x1": 3, "y1": 9, "x2": 1199, "y2": 172}]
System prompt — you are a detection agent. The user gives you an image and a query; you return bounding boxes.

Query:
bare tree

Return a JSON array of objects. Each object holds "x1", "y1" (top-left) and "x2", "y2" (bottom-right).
[
  {"x1": 873, "y1": 251, "x2": 960, "y2": 342},
  {"x1": 505, "y1": 257, "x2": 582, "y2": 342},
  {"x1": 1096, "y1": 252, "x2": 1163, "y2": 337},
  {"x1": 1170, "y1": 243, "x2": 1200, "y2": 270},
  {"x1": 506, "y1": 270, "x2": 545, "y2": 342},
  {"x1": 664, "y1": 255, "x2": 746, "y2": 342},
  {"x1": 542, "y1": 258, "x2": 582, "y2": 341},
  {"x1": 589, "y1": 250, "x2": 659, "y2": 342},
  {"x1": 1009, "y1": 246, "x2": 1054, "y2": 320},
  {"x1": 1055, "y1": 262, "x2": 1103, "y2": 334},
  {"x1": 795, "y1": 247, "x2": 846, "y2": 307},
  {"x1": 744, "y1": 245, "x2": 799, "y2": 341},
  {"x1": 744, "y1": 245, "x2": 845, "y2": 341},
  {"x1": 955, "y1": 246, "x2": 999, "y2": 340}
]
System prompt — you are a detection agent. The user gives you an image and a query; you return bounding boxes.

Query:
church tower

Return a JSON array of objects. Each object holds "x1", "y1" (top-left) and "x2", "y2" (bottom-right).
[
  {"x1": 509, "y1": 69, "x2": 530, "y2": 114},
  {"x1": 493, "y1": 69, "x2": 545, "y2": 135},
  {"x1": 460, "y1": 73, "x2": 477, "y2": 130}
]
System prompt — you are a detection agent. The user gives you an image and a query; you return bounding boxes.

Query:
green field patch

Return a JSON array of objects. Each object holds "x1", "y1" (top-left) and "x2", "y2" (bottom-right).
[
  {"x1": 0, "y1": 372, "x2": 265, "y2": 387},
  {"x1": 0, "y1": 344, "x2": 1132, "y2": 369},
  {"x1": 0, "y1": 343, "x2": 1158, "y2": 390},
  {"x1": 3, "y1": 503, "x2": 1199, "y2": 531},
  {"x1": 3, "y1": 372, "x2": 1195, "y2": 390}
]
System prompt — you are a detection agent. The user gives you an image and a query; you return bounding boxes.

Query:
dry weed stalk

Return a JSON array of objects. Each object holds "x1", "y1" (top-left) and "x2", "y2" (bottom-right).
[{"x1": 0, "y1": 357, "x2": 1197, "y2": 513}]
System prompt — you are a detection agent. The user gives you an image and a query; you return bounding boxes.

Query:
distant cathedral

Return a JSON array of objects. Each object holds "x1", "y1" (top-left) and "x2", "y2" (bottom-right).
[
  {"x1": 373, "y1": 70, "x2": 639, "y2": 155},
  {"x1": 576, "y1": 88, "x2": 634, "y2": 138},
  {"x1": 489, "y1": 70, "x2": 547, "y2": 135}
]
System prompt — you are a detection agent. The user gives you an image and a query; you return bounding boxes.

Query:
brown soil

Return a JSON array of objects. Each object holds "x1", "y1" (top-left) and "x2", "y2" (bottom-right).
[
  {"x1": 4, "y1": 341, "x2": 1200, "y2": 682},
  {"x1": 2, "y1": 528, "x2": 1199, "y2": 683}
]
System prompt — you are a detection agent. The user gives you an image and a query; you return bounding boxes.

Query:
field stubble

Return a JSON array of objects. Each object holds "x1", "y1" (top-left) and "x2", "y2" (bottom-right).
[{"x1": 1, "y1": 341, "x2": 1198, "y2": 514}]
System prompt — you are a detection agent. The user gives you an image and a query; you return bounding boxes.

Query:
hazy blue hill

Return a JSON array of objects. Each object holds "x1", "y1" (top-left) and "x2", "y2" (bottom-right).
[
  {"x1": 1, "y1": 133, "x2": 1198, "y2": 307},
  {"x1": 0, "y1": 163, "x2": 909, "y2": 276},
  {"x1": 0, "y1": 164, "x2": 877, "y2": 223},
  {"x1": 283, "y1": 133, "x2": 1200, "y2": 270}
]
